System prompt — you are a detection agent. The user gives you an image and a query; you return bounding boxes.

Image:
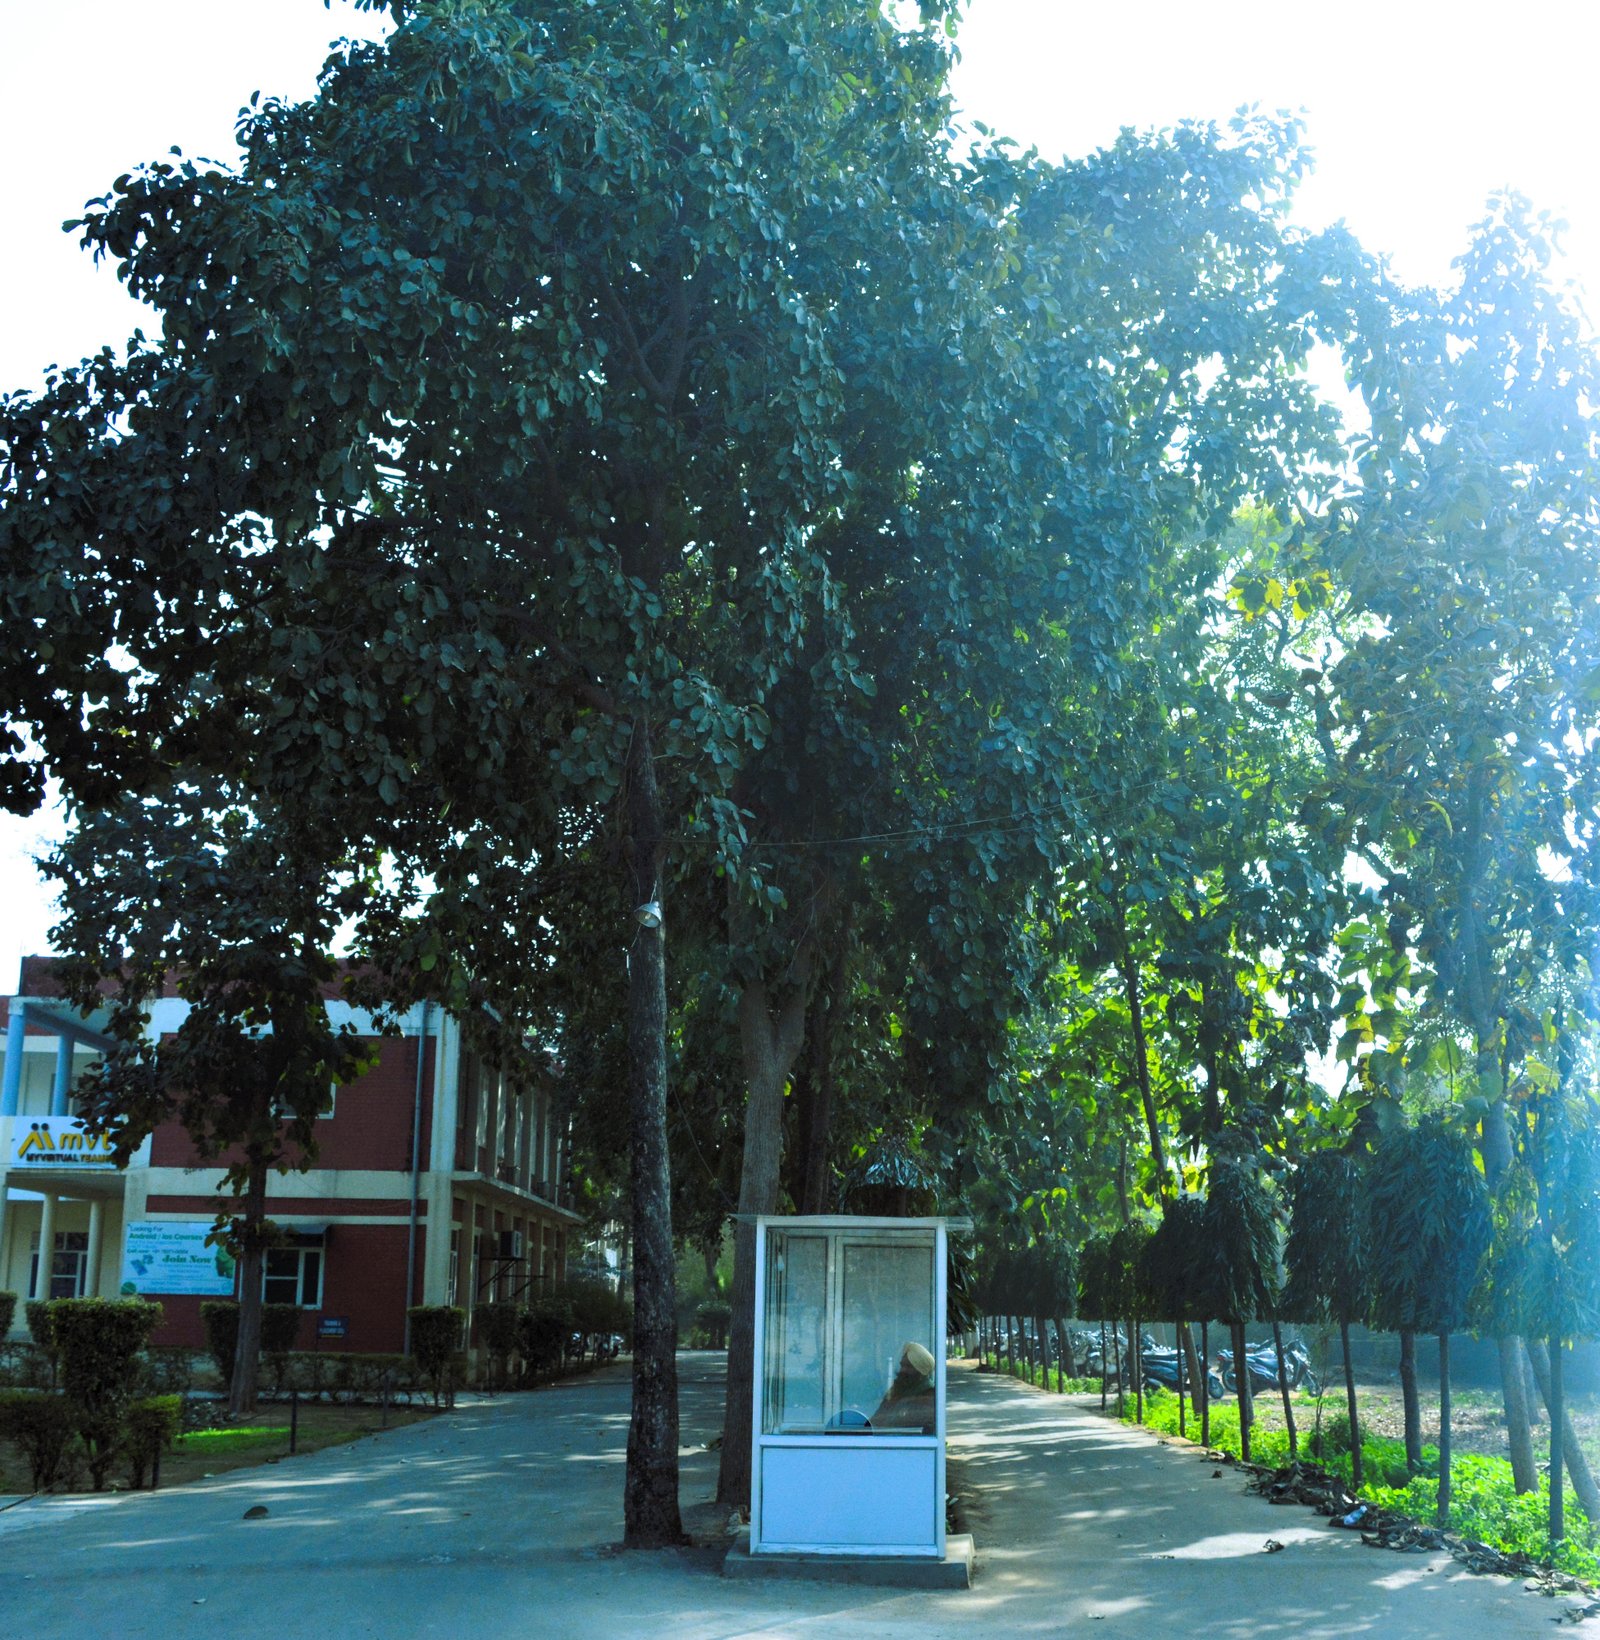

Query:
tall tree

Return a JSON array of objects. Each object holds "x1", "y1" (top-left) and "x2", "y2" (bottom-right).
[{"x1": 44, "y1": 784, "x2": 376, "y2": 1414}]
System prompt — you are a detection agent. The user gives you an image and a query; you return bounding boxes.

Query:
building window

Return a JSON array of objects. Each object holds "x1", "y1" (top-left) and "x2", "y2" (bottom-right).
[
  {"x1": 263, "y1": 1245, "x2": 323, "y2": 1308},
  {"x1": 29, "y1": 1231, "x2": 89, "y2": 1300}
]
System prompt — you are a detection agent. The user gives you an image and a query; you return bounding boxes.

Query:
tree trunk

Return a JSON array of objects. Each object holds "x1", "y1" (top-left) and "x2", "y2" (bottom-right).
[
  {"x1": 1201, "y1": 1320, "x2": 1210, "y2": 1448},
  {"x1": 1100, "y1": 1320, "x2": 1108, "y2": 1409},
  {"x1": 1526, "y1": 1339, "x2": 1600, "y2": 1525},
  {"x1": 717, "y1": 973, "x2": 810, "y2": 1509},
  {"x1": 1053, "y1": 1317, "x2": 1070, "y2": 1392},
  {"x1": 1550, "y1": 1337, "x2": 1565, "y2": 1544},
  {"x1": 1477, "y1": 1068, "x2": 1538, "y2": 1494},
  {"x1": 1271, "y1": 1316, "x2": 1298, "y2": 1461},
  {"x1": 1398, "y1": 1328, "x2": 1423, "y2": 1475},
  {"x1": 1495, "y1": 1333, "x2": 1539, "y2": 1495},
  {"x1": 1111, "y1": 1319, "x2": 1123, "y2": 1416},
  {"x1": 791, "y1": 927, "x2": 849, "y2": 1215},
  {"x1": 1232, "y1": 1320, "x2": 1252, "y2": 1462},
  {"x1": 1177, "y1": 1319, "x2": 1187, "y2": 1438},
  {"x1": 622, "y1": 715, "x2": 684, "y2": 1548},
  {"x1": 228, "y1": 1156, "x2": 270, "y2": 1417},
  {"x1": 1180, "y1": 1321, "x2": 1204, "y2": 1426},
  {"x1": 1132, "y1": 1315, "x2": 1143, "y2": 1424},
  {"x1": 1341, "y1": 1319, "x2": 1363, "y2": 1490},
  {"x1": 1437, "y1": 1331, "x2": 1452, "y2": 1527}
]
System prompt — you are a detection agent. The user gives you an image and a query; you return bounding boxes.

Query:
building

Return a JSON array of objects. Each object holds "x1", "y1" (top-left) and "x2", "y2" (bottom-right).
[{"x1": 0, "y1": 958, "x2": 580, "y2": 1355}]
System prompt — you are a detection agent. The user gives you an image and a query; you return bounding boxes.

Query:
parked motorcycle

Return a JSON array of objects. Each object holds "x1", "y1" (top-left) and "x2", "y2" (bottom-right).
[
  {"x1": 1217, "y1": 1336, "x2": 1320, "y2": 1396},
  {"x1": 1139, "y1": 1345, "x2": 1225, "y2": 1403}
]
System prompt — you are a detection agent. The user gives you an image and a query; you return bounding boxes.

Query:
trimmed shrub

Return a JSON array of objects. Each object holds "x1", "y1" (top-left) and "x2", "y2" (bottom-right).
[
  {"x1": 200, "y1": 1300, "x2": 240, "y2": 1389},
  {"x1": 478, "y1": 1303, "x2": 519, "y2": 1389},
  {"x1": 518, "y1": 1296, "x2": 572, "y2": 1381},
  {"x1": 408, "y1": 1306, "x2": 465, "y2": 1406},
  {"x1": 136, "y1": 1346, "x2": 199, "y2": 1398},
  {"x1": 0, "y1": 1342, "x2": 51, "y2": 1390},
  {"x1": 261, "y1": 1304, "x2": 302, "y2": 1392},
  {"x1": 50, "y1": 1297, "x2": 163, "y2": 1490},
  {"x1": 0, "y1": 1389, "x2": 75, "y2": 1490},
  {"x1": 120, "y1": 1394, "x2": 182, "y2": 1490},
  {"x1": 0, "y1": 1292, "x2": 16, "y2": 1339},
  {"x1": 695, "y1": 1301, "x2": 731, "y2": 1350},
  {"x1": 566, "y1": 1280, "x2": 630, "y2": 1356},
  {"x1": 24, "y1": 1300, "x2": 58, "y2": 1383}
]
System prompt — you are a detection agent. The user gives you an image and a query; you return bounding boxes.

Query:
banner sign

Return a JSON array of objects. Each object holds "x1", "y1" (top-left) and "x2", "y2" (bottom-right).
[
  {"x1": 3, "y1": 1116, "x2": 121, "y2": 1170},
  {"x1": 120, "y1": 1221, "x2": 237, "y2": 1297}
]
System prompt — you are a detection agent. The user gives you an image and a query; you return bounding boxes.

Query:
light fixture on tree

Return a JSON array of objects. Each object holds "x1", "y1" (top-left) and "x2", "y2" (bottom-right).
[{"x1": 634, "y1": 900, "x2": 663, "y2": 931}]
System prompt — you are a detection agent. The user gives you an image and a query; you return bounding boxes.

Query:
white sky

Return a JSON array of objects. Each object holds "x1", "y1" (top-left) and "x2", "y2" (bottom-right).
[{"x1": 1, "y1": 0, "x2": 1596, "y2": 987}]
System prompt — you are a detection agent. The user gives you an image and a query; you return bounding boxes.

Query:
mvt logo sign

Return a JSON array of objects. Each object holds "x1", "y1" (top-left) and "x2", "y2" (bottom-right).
[{"x1": 8, "y1": 1119, "x2": 120, "y2": 1168}]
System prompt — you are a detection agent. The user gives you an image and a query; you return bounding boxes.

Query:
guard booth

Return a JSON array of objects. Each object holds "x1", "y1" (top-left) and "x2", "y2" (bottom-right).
[{"x1": 749, "y1": 1215, "x2": 955, "y2": 1566}]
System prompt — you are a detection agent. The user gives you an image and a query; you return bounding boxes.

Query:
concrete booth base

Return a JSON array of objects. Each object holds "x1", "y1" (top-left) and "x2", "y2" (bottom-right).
[{"x1": 722, "y1": 1533, "x2": 975, "y2": 1589}]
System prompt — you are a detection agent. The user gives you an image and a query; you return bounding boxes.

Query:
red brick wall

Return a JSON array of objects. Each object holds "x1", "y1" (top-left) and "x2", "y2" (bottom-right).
[
  {"x1": 149, "y1": 1223, "x2": 416, "y2": 1355},
  {"x1": 149, "y1": 1035, "x2": 433, "y2": 1176}
]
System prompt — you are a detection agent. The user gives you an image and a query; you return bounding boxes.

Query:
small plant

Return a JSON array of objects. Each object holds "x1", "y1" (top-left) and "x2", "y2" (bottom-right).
[
  {"x1": 120, "y1": 1395, "x2": 182, "y2": 1489},
  {"x1": 694, "y1": 1300, "x2": 731, "y2": 1350},
  {"x1": 24, "y1": 1300, "x2": 58, "y2": 1385},
  {"x1": 0, "y1": 1291, "x2": 17, "y2": 1339},
  {"x1": 408, "y1": 1306, "x2": 464, "y2": 1406},
  {"x1": 478, "y1": 1302, "x2": 520, "y2": 1389},
  {"x1": 260, "y1": 1304, "x2": 302, "y2": 1392},
  {"x1": 0, "y1": 1389, "x2": 75, "y2": 1490},
  {"x1": 49, "y1": 1297, "x2": 163, "y2": 1490},
  {"x1": 200, "y1": 1300, "x2": 240, "y2": 1389},
  {"x1": 518, "y1": 1296, "x2": 573, "y2": 1381}
]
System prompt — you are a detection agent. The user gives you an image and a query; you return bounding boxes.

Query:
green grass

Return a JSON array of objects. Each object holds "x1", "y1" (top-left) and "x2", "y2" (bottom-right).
[
  {"x1": 179, "y1": 1427, "x2": 290, "y2": 1454},
  {"x1": 1125, "y1": 1385, "x2": 1600, "y2": 1583}
]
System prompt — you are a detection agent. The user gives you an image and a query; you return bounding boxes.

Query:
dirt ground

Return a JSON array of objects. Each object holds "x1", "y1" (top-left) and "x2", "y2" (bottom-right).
[{"x1": 1241, "y1": 1372, "x2": 1600, "y2": 1473}]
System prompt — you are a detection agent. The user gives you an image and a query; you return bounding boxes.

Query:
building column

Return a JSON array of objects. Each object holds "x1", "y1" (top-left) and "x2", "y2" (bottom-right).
[
  {"x1": 0, "y1": 1179, "x2": 9, "y2": 1319},
  {"x1": 1, "y1": 1009, "x2": 25, "y2": 1118},
  {"x1": 51, "y1": 1035, "x2": 73, "y2": 1117},
  {"x1": 34, "y1": 1191, "x2": 56, "y2": 1300},
  {"x1": 85, "y1": 1198, "x2": 105, "y2": 1297}
]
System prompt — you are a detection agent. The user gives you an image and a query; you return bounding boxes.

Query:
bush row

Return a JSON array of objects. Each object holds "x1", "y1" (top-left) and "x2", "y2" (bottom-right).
[{"x1": 0, "y1": 1296, "x2": 166, "y2": 1491}]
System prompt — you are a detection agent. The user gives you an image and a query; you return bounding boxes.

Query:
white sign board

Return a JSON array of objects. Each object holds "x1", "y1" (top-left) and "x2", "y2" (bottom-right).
[{"x1": 120, "y1": 1221, "x2": 236, "y2": 1297}]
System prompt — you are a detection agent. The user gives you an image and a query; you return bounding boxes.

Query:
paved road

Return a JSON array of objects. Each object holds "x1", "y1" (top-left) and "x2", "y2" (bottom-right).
[{"x1": 0, "y1": 1354, "x2": 1589, "y2": 1638}]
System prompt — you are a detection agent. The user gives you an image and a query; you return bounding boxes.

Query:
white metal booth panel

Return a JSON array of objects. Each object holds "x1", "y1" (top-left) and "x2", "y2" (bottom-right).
[{"x1": 750, "y1": 1215, "x2": 948, "y2": 1558}]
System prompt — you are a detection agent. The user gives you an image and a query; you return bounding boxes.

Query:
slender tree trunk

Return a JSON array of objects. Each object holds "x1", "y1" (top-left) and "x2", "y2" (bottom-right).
[
  {"x1": 1100, "y1": 1320, "x2": 1108, "y2": 1409},
  {"x1": 1341, "y1": 1319, "x2": 1363, "y2": 1490},
  {"x1": 1527, "y1": 1339, "x2": 1600, "y2": 1525},
  {"x1": 1177, "y1": 1318, "x2": 1187, "y2": 1438},
  {"x1": 1132, "y1": 1314, "x2": 1143, "y2": 1424},
  {"x1": 792, "y1": 927, "x2": 848, "y2": 1215},
  {"x1": 1550, "y1": 1337, "x2": 1565, "y2": 1544},
  {"x1": 1112, "y1": 1320, "x2": 1123, "y2": 1416},
  {"x1": 717, "y1": 973, "x2": 810, "y2": 1509},
  {"x1": 228, "y1": 1156, "x2": 270, "y2": 1417},
  {"x1": 1437, "y1": 1331, "x2": 1452, "y2": 1527},
  {"x1": 1053, "y1": 1317, "x2": 1069, "y2": 1392},
  {"x1": 1271, "y1": 1316, "x2": 1298, "y2": 1461},
  {"x1": 1233, "y1": 1320, "x2": 1252, "y2": 1462},
  {"x1": 1398, "y1": 1329, "x2": 1423, "y2": 1475},
  {"x1": 622, "y1": 716, "x2": 683, "y2": 1547},
  {"x1": 1476, "y1": 1060, "x2": 1538, "y2": 1494},
  {"x1": 1495, "y1": 1335, "x2": 1538, "y2": 1494},
  {"x1": 1201, "y1": 1320, "x2": 1210, "y2": 1448},
  {"x1": 1179, "y1": 1321, "x2": 1204, "y2": 1425}
]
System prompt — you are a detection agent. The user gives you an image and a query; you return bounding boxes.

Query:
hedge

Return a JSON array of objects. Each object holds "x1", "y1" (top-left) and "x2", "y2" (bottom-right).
[
  {"x1": 120, "y1": 1394, "x2": 182, "y2": 1490},
  {"x1": 0, "y1": 1390, "x2": 74, "y2": 1490},
  {"x1": 49, "y1": 1297, "x2": 163, "y2": 1490}
]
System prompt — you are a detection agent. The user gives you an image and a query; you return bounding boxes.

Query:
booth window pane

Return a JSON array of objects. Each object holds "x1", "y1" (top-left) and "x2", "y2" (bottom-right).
[
  {"x1": 762, "y1": 1234, "x2": 828, "y2": 1433},
  {"x1": 840, "y1": 1243, "x2": 934, "y2": 1432}
]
